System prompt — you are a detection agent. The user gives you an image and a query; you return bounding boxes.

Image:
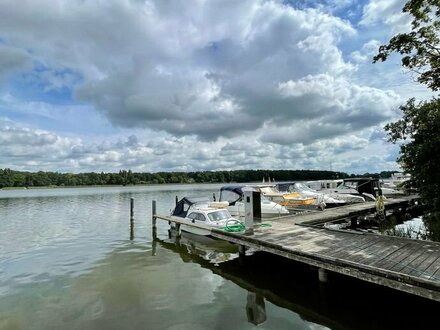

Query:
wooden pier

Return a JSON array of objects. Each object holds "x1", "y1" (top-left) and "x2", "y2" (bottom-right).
[{"x1": 153, "y1": 195, "x2": 440, "y2": 302}]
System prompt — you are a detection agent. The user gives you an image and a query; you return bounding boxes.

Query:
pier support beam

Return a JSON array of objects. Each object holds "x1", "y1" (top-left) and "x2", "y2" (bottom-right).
[
  {"x1": 318, "y1": 268, "x2": 329, "y2": 283},
  {"x1": 350, "y1": 216, "x2": 357, "y2": 229},
  {"x1": 175, "y1": 224, "x2": 181, "y2": 238},
  {"x1": 239, "y1": 245, "x2": 246, "y2": 257}
]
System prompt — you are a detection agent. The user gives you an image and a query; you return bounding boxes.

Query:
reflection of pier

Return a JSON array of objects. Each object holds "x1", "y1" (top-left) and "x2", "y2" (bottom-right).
[
  {"x1": 153, "y1": 196, "x2": 440, "y2": 302},
  {"x1": 157, "y1": 234, "x2": 439, "y2": 329}
]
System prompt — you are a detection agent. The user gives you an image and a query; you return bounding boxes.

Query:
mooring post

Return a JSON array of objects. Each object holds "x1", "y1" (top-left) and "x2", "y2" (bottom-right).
[
  {"x1": 175, "y1": 195, "x2": 178, "y2": 206},
  {"x1": 152, "y1": 200, "x2": 157, "y2": 240},
  {"x1": 130, "y1": 197, "x2": 134, "y2": 220},
  {"x1": 130, "y1": 219, "x2": 134, "y2": 241}
]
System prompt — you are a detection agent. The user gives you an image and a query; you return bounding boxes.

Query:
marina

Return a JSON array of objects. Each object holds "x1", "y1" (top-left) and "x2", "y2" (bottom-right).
[
  {"x1": 1, "y1": 184, "x2": 439, "y2": 329},
  {"x1": 153, "y1": 195, "x2": 440, "y2": 302}
]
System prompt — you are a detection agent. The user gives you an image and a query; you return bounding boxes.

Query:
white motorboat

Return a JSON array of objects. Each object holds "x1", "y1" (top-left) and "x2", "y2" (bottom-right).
[
  {"x1": 171, "y1": 197, "x2": 241, "y2": 236},
  {"x1": 250, "y1": 184, "x2": 316, "y2": 210},
  {"x1": 219, "y1": 185, "x2": 290, "y2": 218},
  {"x1": 301, "y1": 180, "x2": 369, "y2": 203},
  {"x1": 277, "y1": 182, "x2": 349, "y2": 207},
  {"x1": 381, "y1": 172, "x2": 411, "y2": 191},
  {"x1": 307, "y1": 178, "x2": 381, "y2": 202}
]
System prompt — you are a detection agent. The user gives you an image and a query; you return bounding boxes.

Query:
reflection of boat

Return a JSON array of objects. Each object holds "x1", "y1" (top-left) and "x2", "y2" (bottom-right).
[
  {"x1": 250, "y1": 184, "x2": 316, "y2": 210},
  {"x1": 219, "y1": 185, "x2": 290, "y2": 218},
  {"x1": 171, "y1": 197, "x2": 240, "y2": 236},
  {"x1": 277, "y1": 182, "x2": 350, "y2": 207},
  {"x1": 165, "y1": 232, "x2": 241, "y2": 264}
]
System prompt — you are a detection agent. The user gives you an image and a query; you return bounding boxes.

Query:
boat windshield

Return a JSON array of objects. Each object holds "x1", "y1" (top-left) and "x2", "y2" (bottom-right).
[
  {"x1": 219, "y1": 190, "x2": 242, "y2": 204},
  {"x1": 207, "y1": 210, "x2": 231, "y2": 222},
  {"x1": 259, "y1": 186, "x2": 278, "y2": 194},
  {"x1": 293, "y1": 183, "x2": 315, "y2": 192}
]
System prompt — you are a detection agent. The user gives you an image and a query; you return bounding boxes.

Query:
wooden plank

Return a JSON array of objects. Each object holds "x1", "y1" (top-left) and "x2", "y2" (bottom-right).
[
  {"x1": 374, "y1": 242, "x2": 421, "y2": 271},
  {"x1": 405, "y1": 248, "x2": 440, "y2": 278},
  {"x1": 320, "y1": 233, "x2": 377, "y2": 258},
  {"x1": 366, "y1": 239, "x2": 410, "y2": 267},
  {"x1": 392, "y1": 249, "x2": 432, "y2": 274},
  {"x1": 326, "y1": 235, "x2": 382, "y2": 260},
  {"x1": 424, "y1": 256, "x2": 440, "y2": 281},
  {"x1": 410, "y1": 253, "x2": 440, "y2": 279}
]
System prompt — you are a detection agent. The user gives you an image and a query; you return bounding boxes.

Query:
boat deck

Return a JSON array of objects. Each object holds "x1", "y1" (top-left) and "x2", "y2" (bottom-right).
[{"x1": 153, "y1": 195, "x2": 440, "y2": 302}]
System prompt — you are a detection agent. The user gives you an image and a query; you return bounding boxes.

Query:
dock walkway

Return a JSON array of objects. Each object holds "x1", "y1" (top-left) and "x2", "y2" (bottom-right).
[{"x1": 154, "y1": 195, "x2": 440, "y2": 302}]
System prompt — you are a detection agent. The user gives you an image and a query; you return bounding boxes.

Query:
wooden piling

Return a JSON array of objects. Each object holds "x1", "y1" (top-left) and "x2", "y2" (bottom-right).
[
  {"x1": 130, "y1": 197, "x2": 134, "y2": 220},
  {"x1": 130, "y1": 219, "x2": 134, "y2": 241},
  {"x1": 318, "y1": 268, "x2": 328, "y2": 283},
  {"x1": 152, "y1": 200, "x2": 157, "y2": 240},
  {"x1": 350, "y1": 216, "x2": 357, "y2": 229},
  {"x1": 239, "y1": 245, "x2": 246, "y2": 257}
]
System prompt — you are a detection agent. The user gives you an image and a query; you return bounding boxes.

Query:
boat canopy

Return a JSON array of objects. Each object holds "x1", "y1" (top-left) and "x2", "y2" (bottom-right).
[
  {"x1": 172, "y1": 197, "x2": 210, "y2": 218},
  {"x1": 219, "y1": 185, "x2": 258, "y2": 206}
]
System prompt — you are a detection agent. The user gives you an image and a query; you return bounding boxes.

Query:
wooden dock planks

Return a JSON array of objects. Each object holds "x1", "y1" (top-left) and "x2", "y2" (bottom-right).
[{"x1": 154, "y1": 195, "x2": 440, "y2": 302}]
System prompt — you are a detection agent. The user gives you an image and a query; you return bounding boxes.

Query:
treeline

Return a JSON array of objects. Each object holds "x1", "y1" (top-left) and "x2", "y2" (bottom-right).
[{"x1": 0, "y1": 168, "x2": 397, "y2": 189}]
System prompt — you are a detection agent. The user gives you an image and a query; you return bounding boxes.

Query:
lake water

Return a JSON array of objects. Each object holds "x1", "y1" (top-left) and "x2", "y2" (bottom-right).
[{"x1": 1, "y1": 184, "x2": 438, "y2": 329}]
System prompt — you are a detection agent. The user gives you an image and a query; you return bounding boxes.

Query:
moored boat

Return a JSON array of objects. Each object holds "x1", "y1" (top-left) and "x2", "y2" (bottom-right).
[
  {"x1": 250, "y1": 184, "x2": 317, "y2": 210},
  {"x1": 171, "y1": 197, "x2": 241, "y2": 236},
  {"x1": 277, "y1": 182, "x2": 349, "y2": 208},
  {"x1": 219, "y1": 185, "x2": 290, "y2": 218}
]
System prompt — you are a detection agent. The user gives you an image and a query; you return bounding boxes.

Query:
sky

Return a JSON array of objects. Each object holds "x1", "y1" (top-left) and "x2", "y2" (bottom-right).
[{"x1": 0, "y1": 0, "x2": 434, "y2": 174}]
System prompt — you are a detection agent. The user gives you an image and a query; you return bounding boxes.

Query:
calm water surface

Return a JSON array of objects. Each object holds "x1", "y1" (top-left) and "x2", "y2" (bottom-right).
[{"x1": 0, "y1": 184, "x2": 438, "y2": 329}]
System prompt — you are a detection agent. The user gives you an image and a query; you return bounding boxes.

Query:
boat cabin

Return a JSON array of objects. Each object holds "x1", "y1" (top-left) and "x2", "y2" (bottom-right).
[{"x1": 172, "y1": 197, "x2": 210, "y2": 218}]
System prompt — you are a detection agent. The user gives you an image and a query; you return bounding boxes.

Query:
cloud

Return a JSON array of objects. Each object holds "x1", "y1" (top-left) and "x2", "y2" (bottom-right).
[
  {"x1": 0, "y1": 1, "x2": 417, "y2": 174},
  {"x1": 0, "y1": 0, "x2": 400, "y2": 143},
  {"x1": 360, "y1": 0, "x2": 411, "y2": 31},
  {"x1": 0, "y1": 45, "x2": 33, "y2": 81}
]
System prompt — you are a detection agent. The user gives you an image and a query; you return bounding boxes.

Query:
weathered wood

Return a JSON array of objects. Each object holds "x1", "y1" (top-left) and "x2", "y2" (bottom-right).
[
  {"x1": 411, "y1": 254, "x2": 440, "y2": 279},
  {"x1": 152, "y1": 200, "x2": 157, "y2": 228},
  {"x1": 130, "y1": 197, "x2": 134, "y2": 220},
  {"x1": 152, "y1": 195, "x2": 440, "y2": 302}
]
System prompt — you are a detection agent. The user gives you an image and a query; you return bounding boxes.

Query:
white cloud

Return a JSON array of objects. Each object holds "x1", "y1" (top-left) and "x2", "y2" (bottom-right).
[
  {"x1": 0, "y1": 0, "x2": 392, "y2": 143},
  {"x1": 0, "y1": 1, "x2": 417, "y2": 173},
  {"x1": 360, "y1": 0, "x2": 411, "y2": 32}
]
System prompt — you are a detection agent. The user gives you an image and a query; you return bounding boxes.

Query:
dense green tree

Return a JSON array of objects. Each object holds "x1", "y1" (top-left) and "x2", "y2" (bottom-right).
[
  {"x1": 374, "y1": 0, "x2": 440, "y2": 91},
  {"x1": 374, "y1": 0, "x2": 440, "y2": 235}
]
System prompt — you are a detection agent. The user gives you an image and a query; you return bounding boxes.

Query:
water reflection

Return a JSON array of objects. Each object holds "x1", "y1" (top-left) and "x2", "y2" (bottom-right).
[
  {"x1": 246, "y1": 292, "x2": 266, "y2": 325},
  {"x1": 158, "y1": 234, "x2": 440, "y2": 329}
]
